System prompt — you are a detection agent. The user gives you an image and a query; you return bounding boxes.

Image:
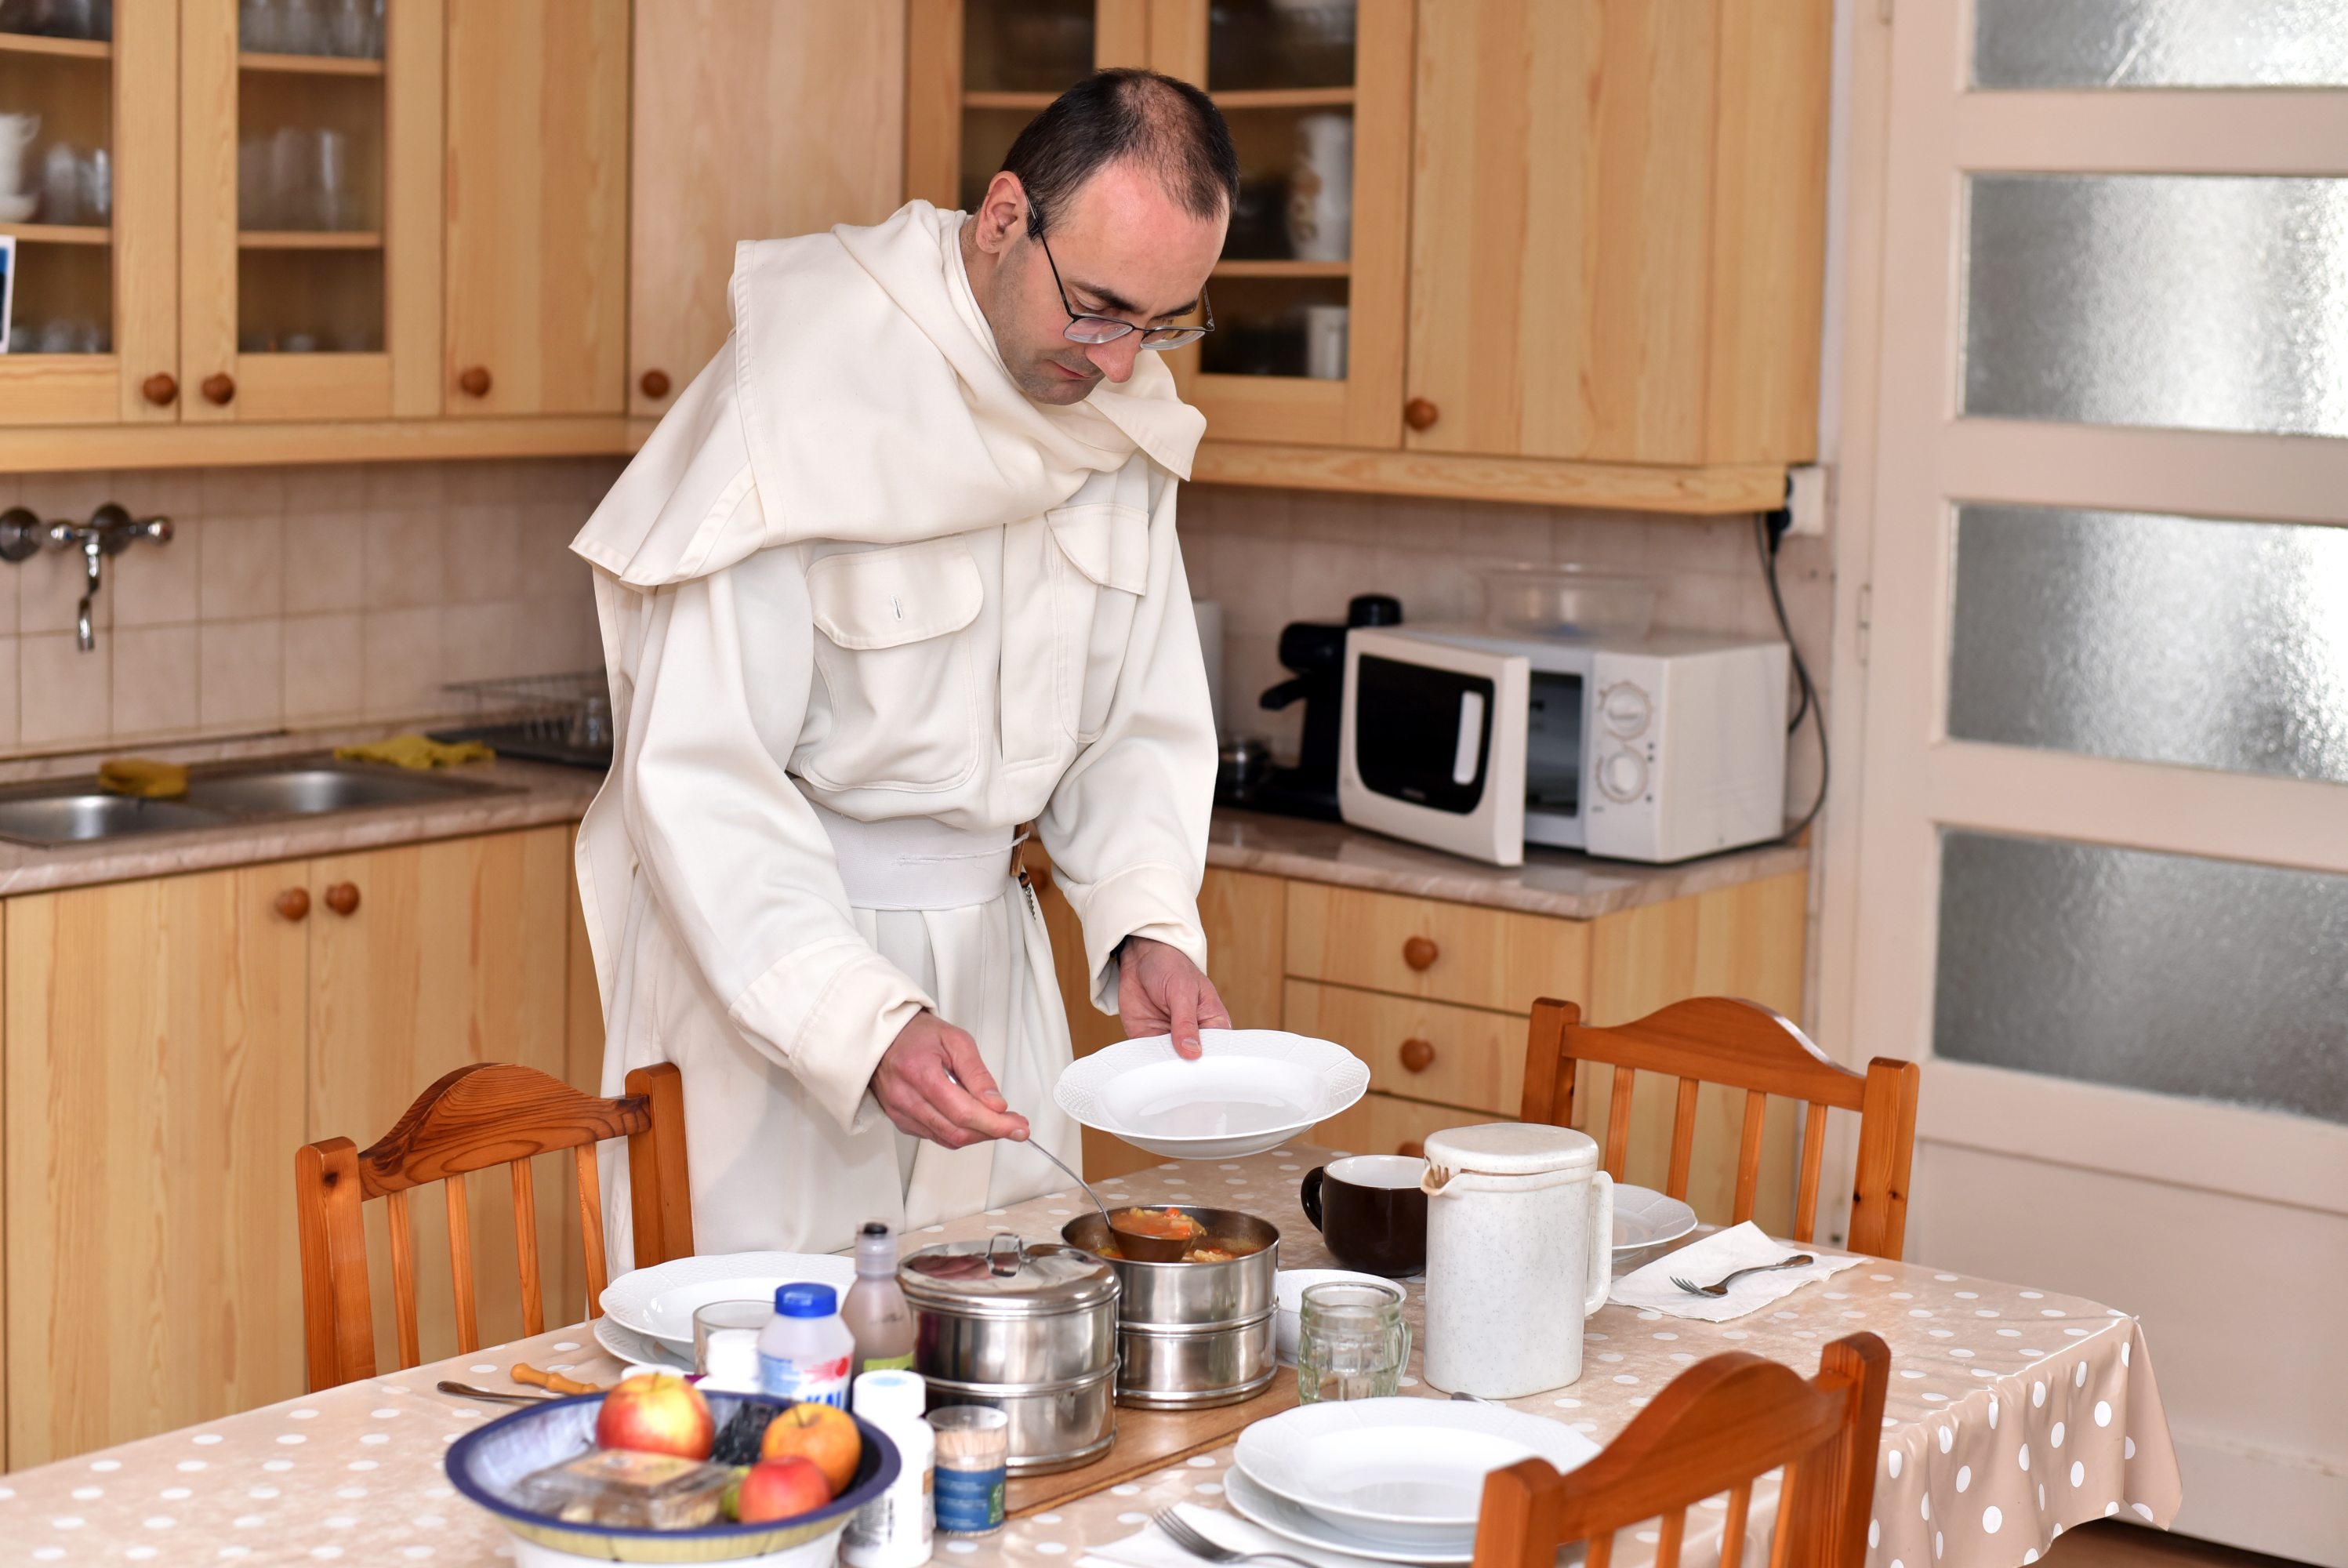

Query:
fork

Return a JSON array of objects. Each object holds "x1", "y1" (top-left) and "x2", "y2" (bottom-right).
[
  {"x1": 1153, "y1": 1506, "x2": 1320, "y2": 1568},
  {"x1": 1671, "y1": 1253, "x2": 1815, "y2": 1297}
]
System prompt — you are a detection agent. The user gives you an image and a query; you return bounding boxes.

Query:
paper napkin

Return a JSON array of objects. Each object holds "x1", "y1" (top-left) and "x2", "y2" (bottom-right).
[{"x1": 1608, "y1": 1221, "x2": 1860, "y2": 1322}]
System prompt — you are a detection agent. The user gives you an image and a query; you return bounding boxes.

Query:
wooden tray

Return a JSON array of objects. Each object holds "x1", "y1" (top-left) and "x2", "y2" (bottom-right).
[{"x1": 1007, "y1": 1370, "x2": 1301, "y2": 1517}]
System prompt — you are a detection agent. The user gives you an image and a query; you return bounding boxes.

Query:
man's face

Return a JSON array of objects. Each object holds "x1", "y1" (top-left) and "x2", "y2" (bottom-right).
[{"x1": 971, "y1": 163, "x2": 1225, "y2": 406}]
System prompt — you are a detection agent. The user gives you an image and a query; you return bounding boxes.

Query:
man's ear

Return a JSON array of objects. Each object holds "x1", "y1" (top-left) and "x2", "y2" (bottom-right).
[{"x1": 972, "y1": 171, "x2": 1031, "y2": 255}]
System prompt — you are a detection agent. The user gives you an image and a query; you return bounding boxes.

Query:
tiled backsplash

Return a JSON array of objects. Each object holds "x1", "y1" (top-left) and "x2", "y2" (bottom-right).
[
  {"x1": 1178, "y1": 485, "x2": 1833, "y2": 811},
  {"x1": 0, "y1": 457, "x2": 620, "y2": 757}
]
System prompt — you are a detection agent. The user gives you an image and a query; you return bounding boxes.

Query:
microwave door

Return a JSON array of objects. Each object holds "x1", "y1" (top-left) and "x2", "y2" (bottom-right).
[{"x1": 1338, "y1": 630, "x2": 1529, "y2": 866}]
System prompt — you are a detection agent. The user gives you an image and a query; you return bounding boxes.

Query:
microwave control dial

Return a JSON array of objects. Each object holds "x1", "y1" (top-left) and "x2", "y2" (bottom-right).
[
  {"x1": 1599, "y1": 749, "x2": 1649, "y2": 803},
  {"x1": 1599, "y1": 681, "x2": 1653, "y2": 739}
]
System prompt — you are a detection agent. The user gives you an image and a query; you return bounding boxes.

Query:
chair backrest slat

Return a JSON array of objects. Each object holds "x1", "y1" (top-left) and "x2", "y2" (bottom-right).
[
  {"x1": 575, "y1": 1141, "x2": 612, "y2": 1315},
  {"x1": 1522, "y1": 997, "x2": 1921, "y2": 1259},
  {"x1": 1664, "y1": 1078, "x2": 1700, "y2": 1199},
  {"x1": 1794, "y1": 1103, "x2": 1830, "y2": 1246},
  {"x1": 296, "y1": 1062, "x2": 693, "y2": 1390},
  {"x1": 386, "y1": 1186, "x2": 422, "y2": 1370},
  {"x1": 1602, "y1": 1066, "x2": 1637, "y2": 1180},
  {"x1": 1472, "y1": 1334, "x2": 1890, "y2": 1568},
  {"x1": 445, "y1": 1174, "x2": 480, "y2": 1355},
  {"x1": 510, "y1": 1159, "x2": 544, "y2": 1338},
  {"x1": 1719, "y1": 1482, "x2": 1752, "y2": 1568},
  {"x1": 1732, "y1": 1089, "x2": 1768, "y2": 1225}
]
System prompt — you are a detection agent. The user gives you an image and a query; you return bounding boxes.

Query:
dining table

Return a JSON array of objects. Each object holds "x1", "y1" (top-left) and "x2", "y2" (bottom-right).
[{"x1": 0, "y1": 1143, "x2": 2182, "y2": 1567}]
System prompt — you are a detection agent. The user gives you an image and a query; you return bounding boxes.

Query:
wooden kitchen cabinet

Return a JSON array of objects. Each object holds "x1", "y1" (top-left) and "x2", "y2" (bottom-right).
[
  {"x1": 445, "y1": 0, "x2": 629, "y2": 416},
  {"x1": 3, "y1": 863, "x2": 309, "y2": 1468},
  {"x1": 307, "y1": 826, "x2": 577, "y2": 1373},
  {"x1": 0, "y1": 2, "x2": 180, "y2": 425},
  {"x1": 629, "y1": 0, "x2": 909, "y2": 420}
]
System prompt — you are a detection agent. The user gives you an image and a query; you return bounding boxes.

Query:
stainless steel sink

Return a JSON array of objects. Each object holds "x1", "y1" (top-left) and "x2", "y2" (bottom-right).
[
  {"x1": 184, "y1": 766, "x2": 489, "y2": 815},
  {"x1": 0, "y1": 793, "x2": 238, "y2": 845},
  {"x1": 0, "y1": 760, "x2": 518, "y2": 847}
]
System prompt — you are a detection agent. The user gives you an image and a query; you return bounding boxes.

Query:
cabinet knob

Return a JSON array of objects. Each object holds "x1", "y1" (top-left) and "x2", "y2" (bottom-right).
[
  {"x1": 201, "y1": 372, "x2": 235, "y2": 406},
  {"x1": 1397, "y1": 1139, "x2": 1426, "y2": 1160},
  {"x1": 1399, "y1": 1036, "x2": 1435, "y2": 1073},
  {"x1": 1403, "y1": 397, "x2": 1439, "y2": 432},
  {"x1": 639, "y1": 368, "x2": 672, "y2": 399},
  {"x1": 274, "y1": 887, "x2": 310, "y2": 922},
  {"x1": 324, "y1": 881, "x2": 361, "y2": 916},
  {"x1": 1402, "y1": 935, "x2": 1439, "y2": 971},
  {"x1": 459, "y1": 365, "x2": 492, "y2": 397},
  {"x1": 141, "y1": 373, "x2": 178, "y2": 407}
]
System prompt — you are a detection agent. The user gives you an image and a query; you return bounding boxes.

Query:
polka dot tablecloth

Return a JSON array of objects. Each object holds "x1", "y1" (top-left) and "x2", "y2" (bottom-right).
[{"x1": 0, "y1": 1146, "x2": 2178, "y2": 1566}]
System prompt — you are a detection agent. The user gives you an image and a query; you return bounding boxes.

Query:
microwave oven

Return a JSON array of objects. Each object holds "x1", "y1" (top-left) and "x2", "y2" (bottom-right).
[{"x1": 1335, "y1": 626, "x2": 1790, "y2": 866}]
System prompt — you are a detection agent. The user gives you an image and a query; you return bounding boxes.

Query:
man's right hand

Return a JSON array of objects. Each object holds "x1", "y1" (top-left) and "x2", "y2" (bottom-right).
[{"x1": 871, "y1": 1010, "x2": 1031, "y2": 1149}]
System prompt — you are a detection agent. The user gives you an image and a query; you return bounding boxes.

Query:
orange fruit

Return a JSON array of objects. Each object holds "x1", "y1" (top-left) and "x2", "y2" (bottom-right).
[{"x1": 759, "y1": 1403, "x2": 862, "y2": 1497}]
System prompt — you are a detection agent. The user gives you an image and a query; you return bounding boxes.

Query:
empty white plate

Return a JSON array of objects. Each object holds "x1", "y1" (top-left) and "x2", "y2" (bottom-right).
[
  {"x1": 1235, "y1": 1396, "x2": 1599, "y2": 1544},
  {"x1": 1054, "y1": 1029, "x2": 1367, "y2": 1160},
  {"x1": 1224, "y1": 1466, "x2": 1475, "y2": 1564},
  {"x1": 598, "y1": 1251, "x2": 857, "y2": 1348},
  {"x1": 1613, "y1": 1184, "x2": 1699, "y2": 1255},
  {"x1": 593, "y1": 1313, "x2": 691, "y2": 1372}
]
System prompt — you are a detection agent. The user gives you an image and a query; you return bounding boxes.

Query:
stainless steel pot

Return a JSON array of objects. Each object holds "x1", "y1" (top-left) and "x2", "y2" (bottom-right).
[
  {"x1": 1061, "y1": 1207, "x2": 1281, "y2": 1410},
  {"x1": 900, "y1": 1235, "x2": 1120, "y2": 1472},
  {"x1": 921, "y1": 1367, "x2": 1119, "y2": 1475}
]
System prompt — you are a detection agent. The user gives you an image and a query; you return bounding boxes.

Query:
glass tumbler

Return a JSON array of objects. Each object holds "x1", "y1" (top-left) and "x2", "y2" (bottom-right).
[
  {"x1": 691, "y1": 1299, "x2": 768, "y2": 1393},
  {"x1": 1297, "y1": 1280, "x2": 1410, "y2": 1403}
]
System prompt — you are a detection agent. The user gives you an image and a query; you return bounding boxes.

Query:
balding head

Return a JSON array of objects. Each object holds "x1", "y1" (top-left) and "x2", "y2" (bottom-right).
[{"x1": 1001, "y1": 68, "x2": 1239, "y2": 237}]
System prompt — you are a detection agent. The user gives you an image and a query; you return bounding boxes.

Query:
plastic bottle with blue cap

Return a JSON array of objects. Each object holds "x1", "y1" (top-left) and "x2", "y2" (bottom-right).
[{"x1": 757, "y1": 1282, "x2": 855, "y2": 1407}]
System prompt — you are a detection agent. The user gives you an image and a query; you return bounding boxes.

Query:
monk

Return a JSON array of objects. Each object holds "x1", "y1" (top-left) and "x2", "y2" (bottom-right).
[{"x1": 572, "y1": 70, "x2": 1236, "y2": 1258}]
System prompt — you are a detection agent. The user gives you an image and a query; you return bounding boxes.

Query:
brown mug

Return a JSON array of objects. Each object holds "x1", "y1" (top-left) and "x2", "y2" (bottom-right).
[{"x1": 1299, "y1": 1154, "x2": 1429, "y2": 1277}]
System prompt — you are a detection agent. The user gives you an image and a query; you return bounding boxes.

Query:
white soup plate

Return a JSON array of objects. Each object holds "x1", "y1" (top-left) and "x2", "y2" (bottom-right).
[
  {"x1": 1234, "y1": 1396, "x2": 1599, "y2": 1544},
  {"x1": 1223, "y1": 1467, "x2": 1475, "y2": 1564},
  {"x1": 598, "y1": 1251, "x2": 857, "y2": 1348},
  {"x1": 1054, "y1": 1028, "x2": 1367, "y2": 1160},
  {"x1": 1612, "y1": 1184, "x2": 1699, "y2": 1255},
  {"x1": 591, "y1": 1314, "x2": 691, "y2": 1372}
]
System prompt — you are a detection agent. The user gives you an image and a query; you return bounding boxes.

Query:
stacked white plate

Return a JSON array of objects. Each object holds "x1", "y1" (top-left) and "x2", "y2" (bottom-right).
[
  {"x1": 1227, "y1": 1399, "x2": 1600, "y2": 1563},
  {"x1": 594, "y1": 1251, "x2": 858, "y2": 1370}
]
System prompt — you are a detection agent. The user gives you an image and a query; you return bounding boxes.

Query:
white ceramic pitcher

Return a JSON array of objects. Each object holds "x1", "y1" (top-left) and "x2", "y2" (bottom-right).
[{"x1": 1419, "y1": 1123, "x2": 1614, "y2": 1398}]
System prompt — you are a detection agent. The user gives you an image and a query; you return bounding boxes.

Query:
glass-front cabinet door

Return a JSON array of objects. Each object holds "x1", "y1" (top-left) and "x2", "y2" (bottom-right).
[
  {"x1": 1152, "y1": 0, "x2": 1408, "y2": 448},
  {"x1": 0, "y1": 0, "x2": 178, "y2": 424},
  {"x1": 905, "y1": 0, "x2": 1149, "y2": 212},
  {"x1": 180, "y1": 0, "x2": 437, "y2": 423}
]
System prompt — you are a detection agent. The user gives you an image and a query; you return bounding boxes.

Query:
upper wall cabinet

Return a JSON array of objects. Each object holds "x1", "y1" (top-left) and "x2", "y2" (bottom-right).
[
  {"x1": 446, "y1": 0, "x2": 629, "y2": 418},
  {"x1": 0, "y1": 0, "x2": 177, "y2": 425},
  {"x1": 178, "y1": 0, "x2": 440, "y2": 423},
  {"x1": 1403, "y1": 0, "x2": 1833, "y2": 468},
  {"x1": 629, "y1": 0, "x2": 907, "y2": 420}
]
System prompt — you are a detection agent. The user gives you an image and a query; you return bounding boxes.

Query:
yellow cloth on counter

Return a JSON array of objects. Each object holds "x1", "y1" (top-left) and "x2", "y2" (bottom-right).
[
  {"x1": 96, "y1": 757, "x2": 190, "y2": 798},
  {"x1": 332, "y1": 734, "x2": 495, "y2": 770}
]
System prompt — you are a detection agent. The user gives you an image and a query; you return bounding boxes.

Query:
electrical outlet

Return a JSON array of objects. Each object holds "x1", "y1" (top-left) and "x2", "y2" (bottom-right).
[{"x1": 1784, "y1": 465, "x2": 1827, "y2": 537}]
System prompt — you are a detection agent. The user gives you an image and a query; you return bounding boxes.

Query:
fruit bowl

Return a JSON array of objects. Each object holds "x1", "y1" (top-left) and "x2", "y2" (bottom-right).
[{"x1": 446, "y1": 1392, "x2": 900, "y2": 1565}]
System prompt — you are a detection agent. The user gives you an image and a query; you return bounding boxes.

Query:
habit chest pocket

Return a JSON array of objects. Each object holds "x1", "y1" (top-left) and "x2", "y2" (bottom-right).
[{"x1": 803, "y1": 538, "x2": 984, "y2": 793}]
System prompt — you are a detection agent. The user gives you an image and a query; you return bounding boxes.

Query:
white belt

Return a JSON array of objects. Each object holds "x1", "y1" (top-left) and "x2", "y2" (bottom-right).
[{"x1": 811, "y1": 803, "x2": 1018, "y2": 912}]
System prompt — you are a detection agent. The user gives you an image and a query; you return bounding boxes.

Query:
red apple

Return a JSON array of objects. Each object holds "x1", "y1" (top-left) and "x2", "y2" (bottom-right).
[
  {"x1": 593, "y1": 1371, "x2": 713, "y2": 1461},
  {"x1": 735, "y1": 1455, "x2": 833, "y2": 1524}
]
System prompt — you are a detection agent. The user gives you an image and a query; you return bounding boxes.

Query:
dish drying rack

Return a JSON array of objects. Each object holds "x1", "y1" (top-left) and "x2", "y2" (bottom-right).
[{"x1": 434, "y1": 671, "x2": 612, "y2": 770}]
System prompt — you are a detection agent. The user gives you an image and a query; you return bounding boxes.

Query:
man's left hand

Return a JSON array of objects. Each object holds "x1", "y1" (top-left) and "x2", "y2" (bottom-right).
[{"x1": 1116, "y1": 936, "x2": 1230, "y2": 1060}]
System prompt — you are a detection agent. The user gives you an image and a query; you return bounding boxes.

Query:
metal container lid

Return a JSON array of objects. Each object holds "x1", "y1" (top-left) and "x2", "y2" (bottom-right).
[{"x1": 899, "y1": 1235, "x2": 1120, "y2": 1316}]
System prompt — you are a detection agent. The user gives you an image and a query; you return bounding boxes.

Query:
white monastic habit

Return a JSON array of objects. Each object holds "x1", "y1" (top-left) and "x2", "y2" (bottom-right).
[{"x1": 570, "y1": 201, "x2": 1217, "y2": 1265}]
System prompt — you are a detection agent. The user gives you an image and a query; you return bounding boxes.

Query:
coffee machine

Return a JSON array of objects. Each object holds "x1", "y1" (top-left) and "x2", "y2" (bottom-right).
[{"x1": 1239, "y1": 593, "x2": 1401, "y2": 819}]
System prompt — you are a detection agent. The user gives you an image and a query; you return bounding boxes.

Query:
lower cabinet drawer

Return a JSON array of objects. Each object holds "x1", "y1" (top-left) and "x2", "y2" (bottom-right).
[
  {"x1": 1284, "y1": 979, "x2": 1526, "y2": 1117},
  {"x1": 1312, "y1": 1091, "x2": 1510, "y2": 1160},
  {"x1": 1284, "y1": 880, "x2": 1590, "y2": 1011}
]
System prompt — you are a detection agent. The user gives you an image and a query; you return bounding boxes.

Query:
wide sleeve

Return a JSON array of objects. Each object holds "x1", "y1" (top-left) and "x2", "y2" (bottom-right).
[
  {"x1": 1035, "y1": 477, "x2": 1218, "y2": 1014},
  {"x1": 616, "y1": 508, "x2": 932, "y2": 1133}
]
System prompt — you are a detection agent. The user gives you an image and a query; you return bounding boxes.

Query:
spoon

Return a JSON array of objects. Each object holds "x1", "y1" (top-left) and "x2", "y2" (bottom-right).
[{"x1": 1029, "y1": 1138, "x2": 1117, "y2": 1234}]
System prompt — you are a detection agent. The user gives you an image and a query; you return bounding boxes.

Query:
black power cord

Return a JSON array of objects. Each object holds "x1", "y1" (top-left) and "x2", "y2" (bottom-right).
[{"x1": 1758, "y1": 491, "x2": 1828, "y2": 842}]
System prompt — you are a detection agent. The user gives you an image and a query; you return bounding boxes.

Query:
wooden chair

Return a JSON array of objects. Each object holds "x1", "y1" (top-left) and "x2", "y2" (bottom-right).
[
  {"x1": 295, "y1": 1062, "x2": 695, "y2": 1391},
  {"x1": 1521, "y1": 997, "x2": 1920, "y2": 1258},
  {"x1": 1473, "y1": 1332, "x2": 1891, "y2": 1568}
]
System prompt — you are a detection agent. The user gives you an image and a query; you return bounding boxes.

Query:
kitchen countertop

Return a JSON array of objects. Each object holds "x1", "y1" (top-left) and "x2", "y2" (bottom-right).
[{"x1": 1207, "y1": 807, "x2": 1809, "y2": 920}]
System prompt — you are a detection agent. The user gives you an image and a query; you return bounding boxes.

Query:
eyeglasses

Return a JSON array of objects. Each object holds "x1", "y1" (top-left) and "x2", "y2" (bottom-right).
[{"x1": 1037, "y1": 229, "x2": 1214, "y2": 350}]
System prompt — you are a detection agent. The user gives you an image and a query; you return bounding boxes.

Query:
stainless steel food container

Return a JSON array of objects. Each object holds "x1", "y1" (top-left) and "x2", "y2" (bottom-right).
[
  {"x1": 899, "y1": 1236, "x2": 1120, "y2": 1474},
  {"x1": 1061, "y1": 1207, "x2": 1281, "y2": 1410}
]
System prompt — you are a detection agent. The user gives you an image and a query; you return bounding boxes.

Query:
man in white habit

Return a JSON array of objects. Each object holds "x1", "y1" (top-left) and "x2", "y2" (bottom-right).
[{"x1": 570, "y1": 70, "x2": 1239, "y2": 1262}]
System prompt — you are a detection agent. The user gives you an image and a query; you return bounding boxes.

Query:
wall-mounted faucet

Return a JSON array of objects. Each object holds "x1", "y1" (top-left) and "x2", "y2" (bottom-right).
[{"x1": 0, "y1": 503, "x2": 175, "y2": 652}]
